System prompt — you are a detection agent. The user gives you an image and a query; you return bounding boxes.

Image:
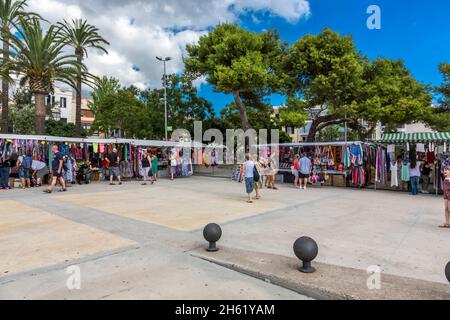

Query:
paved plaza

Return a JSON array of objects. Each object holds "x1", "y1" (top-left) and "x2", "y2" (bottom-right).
[{"x1": 0, "y1": 176, "x2": 449, "y2": 299}]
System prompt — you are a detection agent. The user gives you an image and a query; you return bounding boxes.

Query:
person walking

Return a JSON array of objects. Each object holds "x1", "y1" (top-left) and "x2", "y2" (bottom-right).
[
  {"x1": 293, "y1": 154, "x2": 300, "y2": 188},
  {"x1": 106, "y1": 148, "x2": 122, "y2": 185},
  {"x1": 241, "y1": 153, "x2": 256, "y2": 203},
  {"x1": 253, "y1": 156, "x2": 264, "y2": 200},
  {"x1": 17, "y1": 151, "x2": 32, "y2": 189},
  {"x1": 141, "y1": 150, "x2": 153, "y2": 185},
  {"x1": 44, "y1": 145, "x2": 66, "y2": 193},
  {"x1": 439, "y1": 166, "x2": 450, "y2": 228},
  {"x1": 409, "y1": 156, "x2": 421, "y2": 196},
  {"x1": 299, "y1": 153, "x2": 312, "y2": 190}
]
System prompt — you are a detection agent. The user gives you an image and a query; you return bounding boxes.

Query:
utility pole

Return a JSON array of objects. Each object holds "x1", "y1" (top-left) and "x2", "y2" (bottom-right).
[{"x1": 156, "y1": 56, "x2": 172, "y2": 140}]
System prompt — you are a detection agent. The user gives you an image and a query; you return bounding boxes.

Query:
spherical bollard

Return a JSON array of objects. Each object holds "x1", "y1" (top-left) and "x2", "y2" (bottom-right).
[
  {"x1": 203, "y1": 223, "x2": 222, "y2": 252},
  {"x1": 446, "y1": 261, "x2": 450, "y2": 283},
  {"x1": 293, "y1": 236, "x2": 319, "y2": 273}
]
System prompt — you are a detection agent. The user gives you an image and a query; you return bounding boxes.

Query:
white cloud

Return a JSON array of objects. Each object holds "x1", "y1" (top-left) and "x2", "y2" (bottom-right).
[{"x1": 27, "y1": 0, "x2": 310, "y2": 91}]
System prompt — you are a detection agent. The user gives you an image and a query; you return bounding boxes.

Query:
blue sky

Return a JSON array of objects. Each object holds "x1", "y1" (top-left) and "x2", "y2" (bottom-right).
[{"x1": 197, "y1": 0, "x2": 450, "y2": 113}]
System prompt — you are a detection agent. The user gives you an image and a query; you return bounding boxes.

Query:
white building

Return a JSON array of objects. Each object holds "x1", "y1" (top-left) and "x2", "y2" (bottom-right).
[{"x1": 11, "y1": 76, "x2": 74, "y2": 123}]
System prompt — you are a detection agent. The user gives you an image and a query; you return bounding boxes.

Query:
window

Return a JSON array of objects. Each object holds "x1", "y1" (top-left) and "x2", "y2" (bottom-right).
[
  {"x1": 60, "y1": 97, "x2": 67, "y2": 108},
  {"x1": 52, "y1": 112, "x2": 61, "y2": 121}
]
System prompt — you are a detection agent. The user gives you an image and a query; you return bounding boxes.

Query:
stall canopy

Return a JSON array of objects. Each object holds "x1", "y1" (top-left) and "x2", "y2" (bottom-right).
[
  {"x1": 380, "y1": 132, "x2": 450, "y2": 143},
  {"x1": 0, "y1": 134, "x2": 205, "y2": 148}
]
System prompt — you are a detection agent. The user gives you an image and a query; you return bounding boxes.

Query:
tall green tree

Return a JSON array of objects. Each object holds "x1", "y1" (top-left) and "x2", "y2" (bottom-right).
[
  {"x1": 57, "y1": 19, "x2": 109, "y2": 137},
  {"x1": 0, "y1": 0, "x2": 38, "y2": 133},
  {"x1": 184, "y1": 23, "x2": 284, "y2": 131},
  {"x1": 282, "y1": 29, "x2": 433, "y2": 141},
  {"x1": 436, "y1": 63, "x2": 450, "y2": 111},
  {"x1": 6, "y1": 17, "x2": 83, "y2": 134}
]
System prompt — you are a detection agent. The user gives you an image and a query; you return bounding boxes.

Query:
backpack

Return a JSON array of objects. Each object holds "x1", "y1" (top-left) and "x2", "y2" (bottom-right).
[
  {"x1": 142, "y1": 157, "x2": 150, "y2": 168},
  {"x1": 22, "y1": 156, "x2": 32, "y2": 169}
]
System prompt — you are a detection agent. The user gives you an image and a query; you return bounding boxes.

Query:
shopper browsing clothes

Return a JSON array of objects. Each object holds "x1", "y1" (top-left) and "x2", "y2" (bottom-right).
[
  {"x1": 31, "y1": 157, "x2": 49, "y2": 187},
  {"x1": 293, "y1": 154, "x2": 300, "y2": 188},
  {"x1": 44, "y1": 145, "x2": 66, "y2": 193},
  {"x1": 439, "y1": 166, "x2": 450, "y2": 228},
  {"x1": 17, "y1": 151, "x2": 32, "y2": 189},
  {"x1": 420, "y1": 158, "x2": 431, "y2": 194},
  {"x1": 106, "y1": 148, "x2": 122, "y2": 185},
  {"x1": 151, "y1": 151, "x2": 159, "y2": 182},
  {"x1": 299, "y1": 153, "x2": 312, "y2": 190},
  {"x1": 0, "y1": 157, "x2": 12, "y2": 190},
  {"x1": 253, "y1": 155, "x2": 264, "y2": 200},
  {"x1": 409, "y1": 155, "x2": 421, "y2": 196}
]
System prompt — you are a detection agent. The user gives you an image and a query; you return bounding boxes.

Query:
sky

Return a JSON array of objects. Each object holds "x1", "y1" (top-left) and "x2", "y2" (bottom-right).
[{"x1": 28, "y1": 0, "x2": 450, "y2": 113}]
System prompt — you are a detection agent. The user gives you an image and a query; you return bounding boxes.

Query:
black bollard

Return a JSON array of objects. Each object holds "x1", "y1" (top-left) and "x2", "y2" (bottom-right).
[
  {"x1": 203, "y1": 223, "x2": 222, "y2": 252},
  {"x1": 446, "y1": 261, "x2": 450, "y2": 283},
  {"x1": 293, "y1": 236, "x2": 319, "y2": 273}
]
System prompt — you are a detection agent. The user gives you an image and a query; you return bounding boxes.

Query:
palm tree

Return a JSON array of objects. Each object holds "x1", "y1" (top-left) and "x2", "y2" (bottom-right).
[
  {"x1": 6, "y1": 18, "x2": 84, "y2": 134},
  {"x1": 57, "y1": 19, "x2": 109, "y2": 137},
  {"x1": 0, "y1": 0, "x2": 37, "y2": 133}
]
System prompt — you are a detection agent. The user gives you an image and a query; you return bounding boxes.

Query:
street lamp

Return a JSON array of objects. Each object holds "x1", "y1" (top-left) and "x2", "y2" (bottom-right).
[{"x1": 156, "y1": 56, "x2": 172, "y2": 140}]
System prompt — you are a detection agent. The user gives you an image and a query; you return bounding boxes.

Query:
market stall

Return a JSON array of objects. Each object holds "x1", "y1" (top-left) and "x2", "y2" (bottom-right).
[
  {"x1": 374, "y1": 132, "x2": 450, "y2": 195},
  {"x1": 0, "y1": 134, "x2": 203, "y2": 186},
  {"x1": 257, "y1": 141, "x2": 372, "y2": 188}
]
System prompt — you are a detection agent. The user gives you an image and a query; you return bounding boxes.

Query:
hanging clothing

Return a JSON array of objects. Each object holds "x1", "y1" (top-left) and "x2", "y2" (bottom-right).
[
  {"x1": 390, "y1": 162, "x2": 399, "y2": 187},
  {"x1": 401, "y1": 161, "x2": 410, "y2": 182}
]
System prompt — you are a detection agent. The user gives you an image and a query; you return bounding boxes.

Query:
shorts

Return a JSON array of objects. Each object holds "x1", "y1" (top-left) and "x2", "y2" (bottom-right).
[
  {"x1": 245, "y1": 177, "x2": 254, "y2": 194},
  {"x1": 109, "y1": 166, "x2": 120, "y2": 178},
  {"x1": 19, "y1": 167, "x2": 30, "y2": 179},
  {"x1": 169, "y1": 166, "x2": 176, "y2": 175},
  {"x1": 293, "y1": 170, "x2": 299, "y2": 177},
  {"x1": 299, "y1": 173, "x2": 309, "y2": 179},
  {"x1": 36, "y1": 167, "x2": 49, "y2": 178}
]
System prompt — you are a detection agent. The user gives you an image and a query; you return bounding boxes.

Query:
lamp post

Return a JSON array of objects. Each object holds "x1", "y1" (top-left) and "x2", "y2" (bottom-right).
[{"x1": 156, "y1": 56, "x2": 172, "y2": 140}]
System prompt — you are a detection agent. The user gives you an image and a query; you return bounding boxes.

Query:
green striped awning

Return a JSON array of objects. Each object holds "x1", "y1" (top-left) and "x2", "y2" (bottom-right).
[{"x1": 381, "y1": 132, "x2": 450, "y2": 143}]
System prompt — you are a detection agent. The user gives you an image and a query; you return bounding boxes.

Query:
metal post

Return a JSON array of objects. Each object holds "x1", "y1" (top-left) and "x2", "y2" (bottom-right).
[{"x1": 163, "y1": 60, "x2": 168, "y2": 141}]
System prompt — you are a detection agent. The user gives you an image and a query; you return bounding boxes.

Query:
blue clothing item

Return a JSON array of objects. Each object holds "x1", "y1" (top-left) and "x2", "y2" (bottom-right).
[
  {"x1": 52, "y1": 152, "x2": 63, "y2": 172},
  {"x1": 410, "y1": 176, "x2": 420, "y2": 195},
  {"x1": 245, "y1": 177, "x2": 254, "y2": 194},
  {"x1": 0, "y1": 166, "x2": 10, "y2": 188},
  {"x1": 19, "y1": 167, "x2": 30, "y2": 179},
  {"x1": 244, "y1": 160, "x2": 255, "y2": 178},
  {"x1": 299, "y1": 157, "x2": 312, "y2": 175}
]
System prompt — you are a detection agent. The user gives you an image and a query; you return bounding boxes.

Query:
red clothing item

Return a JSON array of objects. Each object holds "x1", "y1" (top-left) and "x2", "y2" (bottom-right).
[{"x1": 294, "y1": 159, "x2": 300, "y2": 171}]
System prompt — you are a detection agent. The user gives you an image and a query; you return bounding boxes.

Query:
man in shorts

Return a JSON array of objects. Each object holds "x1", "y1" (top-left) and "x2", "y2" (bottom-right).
[
  {"x1": 44, "y1": 145, "x2": 66, "y2": 193},
  {"x1": 106, "y1": 148, "x2": 122, "y2": 185},
  {"x1": 299, "y1": 153, "x2": 312, "y2": 190}
]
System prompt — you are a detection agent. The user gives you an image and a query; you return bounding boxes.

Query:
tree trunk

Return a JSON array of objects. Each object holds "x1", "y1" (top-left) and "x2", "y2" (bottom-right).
[
  {"x1": 307, "y1": 113, "x2": 342, "y2": 142},
  {"x1": 232, "y1": 90, "x2": 250, "y2": 131},
  {"x1": 307, "y1": 119, "x2": 320, "y2": 142},
  {"x1": 1, "y1": 37, "x2": 10, "y2": 133},
  {"x1": 35, "y1": 93, "x2": 46, "y2": 135},
  {"x1": 74, "y1": 55, "x2": 82, "y2": 137}
]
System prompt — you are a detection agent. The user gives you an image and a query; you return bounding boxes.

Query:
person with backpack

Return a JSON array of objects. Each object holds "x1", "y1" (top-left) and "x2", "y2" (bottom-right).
[
  {"x1": 240, "y1": 153, "x2": 257, "y2": 203},
  {"x1": 17, "y1": 151, "x2": 32, "y2": 189}
]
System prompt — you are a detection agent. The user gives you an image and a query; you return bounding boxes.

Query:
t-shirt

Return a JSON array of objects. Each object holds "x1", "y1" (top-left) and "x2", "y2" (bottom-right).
[
  {"x1": 108, "y1": 153, "x2": 118, "y2": 167},
  {"x1": 32, "y1": 160, "x2": 46, "y2": 171},
  {"x1": 152, "y1": 156, "x2": 159, "y2": 171},
  {"x1": 299, "y1": 157, "x2": 312, "y2": 175},
  {"x1": 293, "y1": 159, "x2": 300, "y2": 171},
  {"x1": 421, "y1": 164, "x2": 431, "y2": 176},
  {"x1": 244, "y1": 160, "x2": 255, "y2": 178},
  {"x1": 409, "y1": 163, "x2": 421, "y2": 177},
  {"x1": 52, "y1": 152, "x2": 63, "y2": 172}
]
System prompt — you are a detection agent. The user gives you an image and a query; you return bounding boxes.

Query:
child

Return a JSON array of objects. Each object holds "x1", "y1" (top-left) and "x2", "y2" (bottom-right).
[{"x1": 440, "y1": 166, "x2": 450, "y2": 228}]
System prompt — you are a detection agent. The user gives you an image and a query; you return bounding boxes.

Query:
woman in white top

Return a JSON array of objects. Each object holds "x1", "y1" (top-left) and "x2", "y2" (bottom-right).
[
  {"x1": 240, "y1": 153, "x2": 255, "y2": 203},
  {"x1": 409, "y1": 156, "x2": 421, "y2": 196}
]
